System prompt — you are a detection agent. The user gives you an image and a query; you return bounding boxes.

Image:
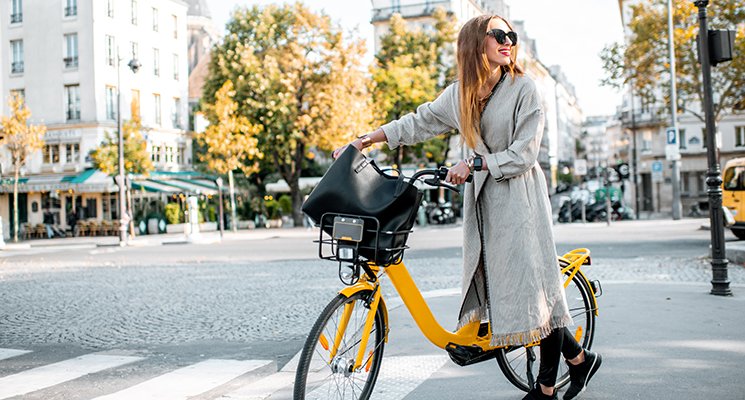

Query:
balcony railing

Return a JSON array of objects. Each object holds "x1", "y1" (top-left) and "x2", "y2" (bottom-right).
[
  {"x1": 65, "y1": 6, "x2": 77, "y2": 16},
  {"x1": 11, "y1": 61, "x2": 24, "y2": 74},
  {"x1": 371, "y1": 1, "x2": 450, "y2": 22},
  {"x1": 64, "y1": 56, "x2": 79, "y2": 68},
  {"x1": 10, "y1": 13, "x2": 22, "y2": 23},
  {"x1": 617, "y1": 106, "x2": 667, "y2": 127}
]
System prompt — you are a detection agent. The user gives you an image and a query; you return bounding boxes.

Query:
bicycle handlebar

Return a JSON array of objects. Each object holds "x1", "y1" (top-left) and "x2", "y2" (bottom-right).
[{"x1": 409, "y1": 166, "x2": 473, "y2": 193}]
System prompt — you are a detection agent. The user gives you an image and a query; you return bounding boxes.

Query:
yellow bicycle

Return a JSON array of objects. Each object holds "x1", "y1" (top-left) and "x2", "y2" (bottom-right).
[{"x1": 294, "y1": 167, "x2": 601, "y2": 400}]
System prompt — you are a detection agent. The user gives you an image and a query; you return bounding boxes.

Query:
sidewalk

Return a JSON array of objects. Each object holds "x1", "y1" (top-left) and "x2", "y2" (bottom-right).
[
  {"x1": 0, "y1": 227, "x2": 316, "y2": 251},
  {"x1": 377, "y1": 281, "x2": 745, "y2": 400}
]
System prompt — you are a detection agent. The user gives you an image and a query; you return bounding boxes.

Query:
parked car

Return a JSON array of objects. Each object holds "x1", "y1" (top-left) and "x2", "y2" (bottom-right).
[{"x1": 722, "y1": 157, "x2": 745, "y2": 239}]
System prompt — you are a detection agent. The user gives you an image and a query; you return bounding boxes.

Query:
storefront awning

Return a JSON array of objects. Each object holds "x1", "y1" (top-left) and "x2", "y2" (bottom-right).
[{"x1": 0, "y1": 169, "x2": 117, "y2": 193}]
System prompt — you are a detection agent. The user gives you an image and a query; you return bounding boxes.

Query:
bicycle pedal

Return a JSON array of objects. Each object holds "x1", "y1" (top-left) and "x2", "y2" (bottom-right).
[{"x1": 445, "y1": 343, "x2": 499, "y2": 367}]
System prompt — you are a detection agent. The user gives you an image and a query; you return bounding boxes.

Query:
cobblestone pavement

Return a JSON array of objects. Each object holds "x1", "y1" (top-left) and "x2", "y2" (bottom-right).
[{"x1": 1, "y1": 250, "x2": 742, "y2": 351}]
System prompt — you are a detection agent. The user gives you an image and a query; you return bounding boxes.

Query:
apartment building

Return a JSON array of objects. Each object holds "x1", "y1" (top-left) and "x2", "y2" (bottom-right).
[
  {"x1": 615, "y1": 0, "x2": 745, "y2": 215},
  {"x1": 0, "y1": 0, "x2": 190, "y2": 238}
]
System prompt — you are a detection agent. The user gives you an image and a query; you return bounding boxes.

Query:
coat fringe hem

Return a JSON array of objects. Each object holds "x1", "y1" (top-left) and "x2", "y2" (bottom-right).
[{"x1": 457, "y1": 311, "x2": 574, "y2": 347}]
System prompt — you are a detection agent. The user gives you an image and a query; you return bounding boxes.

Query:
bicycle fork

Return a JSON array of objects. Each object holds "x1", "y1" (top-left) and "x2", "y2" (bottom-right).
[{"x1": 328, "y1": 286, "x2": 383, "y2": 372}]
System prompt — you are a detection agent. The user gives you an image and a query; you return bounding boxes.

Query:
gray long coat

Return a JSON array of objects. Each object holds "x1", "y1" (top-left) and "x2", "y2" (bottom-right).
[{"x1": 381, "y1": 74, "x2": 572, "y2": 346}]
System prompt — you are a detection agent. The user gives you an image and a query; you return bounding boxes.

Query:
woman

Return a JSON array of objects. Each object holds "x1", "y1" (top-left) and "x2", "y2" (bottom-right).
[{"x1": 334, "y1": 15, "x2": 602, "y2": 400}]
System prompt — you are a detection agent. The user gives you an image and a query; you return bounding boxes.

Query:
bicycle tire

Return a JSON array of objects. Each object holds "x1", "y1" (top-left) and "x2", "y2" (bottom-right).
[
  {"x1": 294, "y1": 291, "x2": 386, "y2": 400},
  {"x1": 495, "y1": 260, "x2": 596, "y2": 392}
]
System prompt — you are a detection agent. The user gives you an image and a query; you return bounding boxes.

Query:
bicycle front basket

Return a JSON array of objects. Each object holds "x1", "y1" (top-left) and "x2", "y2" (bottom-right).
[{"x1": 302, "y1": 146, "x2": 421, "y2": 264}]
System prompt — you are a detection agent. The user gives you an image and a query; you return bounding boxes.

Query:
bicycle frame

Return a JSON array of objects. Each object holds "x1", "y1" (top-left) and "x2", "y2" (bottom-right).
[{"x1": 334, "y1": 248, "x2": 594, "y2": 371}]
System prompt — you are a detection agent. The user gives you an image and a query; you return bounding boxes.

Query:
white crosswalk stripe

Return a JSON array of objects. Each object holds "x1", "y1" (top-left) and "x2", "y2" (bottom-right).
[
  {"x1": 92, "y1": 359, "x2": 272, "y2": 400},
  {"x1": 0, "y1": 354, "x2": 143, "y2": 399},
  {"x1": 0, "y1": 348, "x2": 30, "y2": 361}
]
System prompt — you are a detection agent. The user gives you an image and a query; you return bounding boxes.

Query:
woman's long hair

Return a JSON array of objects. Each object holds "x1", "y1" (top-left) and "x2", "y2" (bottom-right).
[{"x1": 457, "y1": 15, "x2": 524, "y2": 149}]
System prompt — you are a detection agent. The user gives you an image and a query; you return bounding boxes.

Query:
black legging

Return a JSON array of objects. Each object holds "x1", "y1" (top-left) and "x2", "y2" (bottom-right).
[{"x1": 536, "y1": 327, "x2": 584, "y2": 387}]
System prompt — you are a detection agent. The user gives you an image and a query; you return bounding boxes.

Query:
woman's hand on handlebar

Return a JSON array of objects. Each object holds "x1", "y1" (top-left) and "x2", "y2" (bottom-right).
[{"x1": 446, "y1": 161, "x2": 471, "y2": 185}]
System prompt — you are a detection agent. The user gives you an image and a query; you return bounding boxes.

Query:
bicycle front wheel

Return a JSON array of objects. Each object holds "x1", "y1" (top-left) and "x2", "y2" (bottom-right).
[
  {"x1": 495, "y1": 260, "x2": 596, "y2": 391},
  {"x1": 294, "y1": 291, "x2": 386, "y2": 400}
]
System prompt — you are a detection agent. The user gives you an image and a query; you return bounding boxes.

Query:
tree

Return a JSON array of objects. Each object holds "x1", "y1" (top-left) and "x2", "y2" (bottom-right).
[
  {"x1": 0, "y1": 94, "x2": 46, "y2": 242},
  {"x1": 372, "y1": 8, "x2": 457, "y2": 167},
  {"x1": 197, "y1": 80, "x2": 263, "y2": 230},
  {"x1": 90, "y1": 98, "x2": 154, "y2": 176},
  {"x1": 202, "y1": 3, "x2": 373, "y2": 226},
  {"x1": 600, "y1": 0, "x2": 744, "y2": 121}
]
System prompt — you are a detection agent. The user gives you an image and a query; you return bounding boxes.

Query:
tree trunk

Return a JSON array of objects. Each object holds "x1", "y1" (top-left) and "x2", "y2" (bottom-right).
[
  {"x1": 289, "y1": 178, "x2": 304, "y2": 228},
  {"x1": 13, "y1": 168, "x2": 19, "y2": 243}
]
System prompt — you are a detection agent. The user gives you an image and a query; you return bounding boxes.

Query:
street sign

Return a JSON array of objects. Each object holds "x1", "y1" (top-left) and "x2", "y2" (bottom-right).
[
  {"x1": 652, "y1": 160, "x2": 664, "y2": 182},
  {"x1": 615, "y1": 163, "x2": 630, "y2": 179},
  {"x1": 573, "y1": 159, "x2": 588, "y2": 176},
  {"x1": 665, "y1": 127, "x2": 681, "y2": 161}
]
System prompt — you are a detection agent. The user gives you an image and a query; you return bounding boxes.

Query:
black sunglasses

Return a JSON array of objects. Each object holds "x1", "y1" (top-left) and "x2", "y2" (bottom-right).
[{"x1": 487, "y1": 29, "x2": 518, "y2": 46}]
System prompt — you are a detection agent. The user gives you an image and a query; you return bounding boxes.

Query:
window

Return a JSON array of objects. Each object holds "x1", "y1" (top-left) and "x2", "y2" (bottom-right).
[
  {"x1": 723, "y1": 166, "x2": 745, "y2": 191},
  {"x1": 702, "y1": 127, "x2": 707, "y2": 148},
  {"x1": 151, "y1": 145, "x2": 161, "y2": 162},
  {"x1": 131, "y1": 89, "x2": 140, "y2": 117},
  {"x1": 105, "y1": 86, "x2": 116, "y2": 120},
  {"x1": 678, "y1": 129, "x2": 686, "y2": 150},
  {"x1": 10, "y1": 89, "x2": 24, "y2": 100},
  {"x1": 105, "y1": 35, "x2": 116, "y2": 66},
  {"x1": 172, "y1": 97, "x2": 181, "y2": 128},
  {"x1": 65, "y1": 143, "x2": 80, "y2": 164},
  {"x1": 130, "y1": 0, "x2": 137, "y2": 25},
  {"x1": 152, "y1": 7, "x2": 158, "y2": 31},
  {"x1": 153, "y1": 48, "x2": 160, "y2": 76},
  {"x1": 107, "y1": 0, "x2": 114, "y2": 18},
  {"x1": 65, "y1": 84, "x2": 81, "y2": 121},
  {"x1": 130, "y1": 41, "x2": 138, "y2": 60},
  {"x1": 10, "y1": 40, "x2": 23, "y2": 74},
  {"x1": 641, "y1": 131, "x2": 652, "y2": 153},
  {"x1": 735, "y1": 126, "x2": 745, "y2": 147},
  {"x1": 43, "y1": 144, "x2": 60, "y2": 164},
  {"x1": 11, "y1": 0, "x2": 22, "y2": 23},
  {"x1": 64, "y1": 33, "x2": 78, "y2": 68},
  {"x1": 172, "y1": 54, "x2": 179, "y2": 80},
  {"x1": 85, "y1": 198, "x2": 98, "y2": 218},
  {"x1": 165, "y1": 146, "x2": 174, "y2": 163},
  {"x1": 64, "y1": 0, "x2": 77, "y2": 17},
  {"x1": 172, "y1": 14, "x2": 178, "y2": 39},
  {"x1": 153, "y1": 94, "x2": 161, "y2": 125},
  {"x1": 177, "y1": 145, "x2": 185, "y2": 165}
]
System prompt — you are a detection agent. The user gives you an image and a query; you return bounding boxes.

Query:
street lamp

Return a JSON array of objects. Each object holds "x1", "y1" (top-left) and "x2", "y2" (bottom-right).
[
  {"x1": 215, "y1": 177, "x2": 224, "y2": 238},
  {"x1": 693, "y1": 0, "x2": 734, "y2": 296},
  {"x1": 116, "y1": 48, "x2": 141, "y2": 245}
]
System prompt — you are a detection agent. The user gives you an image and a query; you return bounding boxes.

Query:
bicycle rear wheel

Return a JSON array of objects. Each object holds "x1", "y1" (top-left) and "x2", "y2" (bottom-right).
[
  {"x1": 495, "y1": 260, "x2": 596, "y2": 391},
  {"x1": 294, "y1": 291, "x2": 386, "y2": 400}
]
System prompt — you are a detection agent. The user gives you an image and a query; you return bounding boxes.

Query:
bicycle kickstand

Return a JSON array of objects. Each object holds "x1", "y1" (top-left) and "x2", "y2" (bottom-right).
[{"x1": 526, "y1": 347, "x2": 536, "y2": 390}]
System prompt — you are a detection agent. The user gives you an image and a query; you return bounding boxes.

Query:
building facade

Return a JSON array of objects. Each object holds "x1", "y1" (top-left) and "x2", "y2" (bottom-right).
[
  {"x1": 0, "y1": 0, "x2": 190, "y2": 239},
  {"x1": 616, "y1": 0, "x2": 745, "y2": 216}
]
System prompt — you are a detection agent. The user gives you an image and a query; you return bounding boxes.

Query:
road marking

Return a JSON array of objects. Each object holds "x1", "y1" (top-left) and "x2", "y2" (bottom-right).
[
  {"x1": 221, "y1": 371, "x2": 295, "y2": 400},
  {"x1": 369, "y1": 354, "x2": 449, "y2": 399},
  {"x1": 0, "y1": 354, "x2": 142, "y2": 399},
  {"x1": 93, "y1": 359, "x2": 272, "y2": 400},
  {"x1": 0, "y1": 348, "x2": 30, "y2": 361}
]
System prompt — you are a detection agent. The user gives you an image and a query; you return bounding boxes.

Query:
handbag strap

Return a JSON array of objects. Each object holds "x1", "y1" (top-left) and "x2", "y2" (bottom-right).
[{"x1": 358, "y1": 157, "x2": 410, "y2": 198}]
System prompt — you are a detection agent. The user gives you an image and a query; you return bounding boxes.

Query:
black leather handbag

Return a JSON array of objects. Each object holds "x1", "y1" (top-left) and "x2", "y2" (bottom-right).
[{"x1": 302, "y1": 146, "x2": 422, "y2": 265}]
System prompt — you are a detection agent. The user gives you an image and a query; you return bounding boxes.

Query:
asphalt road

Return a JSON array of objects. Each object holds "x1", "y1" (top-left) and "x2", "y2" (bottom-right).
[{"x1": 0, "y1": 218, "x2": 743, "y2": 399}]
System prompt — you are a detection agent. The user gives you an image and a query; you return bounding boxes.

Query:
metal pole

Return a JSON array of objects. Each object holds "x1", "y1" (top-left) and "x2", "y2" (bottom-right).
[
  {"x1": 216, "y1": 177, "x2": 224, "y2": 238},
  {"x1": 605, "y1": 164, "x2": 612, "y2": 226},
  {"x1": 668, "y1": 0, "x2": 682, "y2": 220},
  {"x1": 630, "y1": 92, "x2": 640, "y2": 219},
  {"x1": 116, "y1": 46, "x2": 127, "y2": 245},
  {"x1": 694, "y1": 0, "x2": 731, "y2": 296},
  {"x1": 228, "y1": 170, "x2": 237, "y2": 232}
]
